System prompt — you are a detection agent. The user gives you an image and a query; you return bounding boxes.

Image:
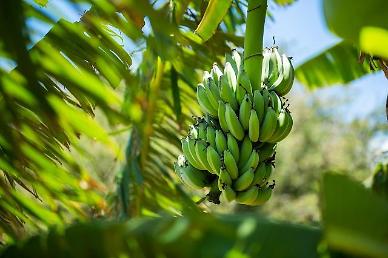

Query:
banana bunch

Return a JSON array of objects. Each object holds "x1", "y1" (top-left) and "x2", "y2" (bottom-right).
[{"x1": 174, "y1": 48, "x2": 295, "y2": 206}]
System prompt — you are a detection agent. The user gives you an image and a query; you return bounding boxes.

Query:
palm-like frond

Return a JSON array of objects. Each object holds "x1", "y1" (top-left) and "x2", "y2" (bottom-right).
[{"x1": 0, "y1": 0, "x2": 248, "y2": 240}]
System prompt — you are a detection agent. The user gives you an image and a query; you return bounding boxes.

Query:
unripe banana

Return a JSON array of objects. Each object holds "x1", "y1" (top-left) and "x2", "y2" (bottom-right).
[
  {"x1": 225, "y1": 103, "x2": 244, "y2": 141},
  {"x1": 174, "y1": 160, "x2": 210, "y2": 189},
  {"x1": 272, "y1": 54, "x2": 294, "y2": 96},
  {"x1": 252, "y1": 184, "x2": 274, "y2": 205},
  {"x1": 259, "y1": 107, "x2": 278, "y2": 142},
  {"x1": 258, "y1": 143, "x2": 277, "y2": 162},
  {"x1": 251, "y1": 162, "x2": 266, "y2": 186},
  {"x1": 218, "y1": 167, "x2": 232, "y2": 191},
  {"x1": 217, "y1": 101, "x2": 229, "y2": 133},
  {"x1": 227, "y1": 133, "x2": 239, "y2": 163},
  {"x1": 234, "y1": 168, "x2": 254, "y2": 191},
  {"x1": 267, "y1": 47, "x2": 282, "y2": 85},
  {"x1": 238, "y1": 136, "x2": 253, "y2": 168},
  {"x1": 215, "y1": 129, "x2": 227, "y2": 154},
  {"x1": 182, "y1": 138, "x2": 206, "y2": 170},
  {"x1": 236, "y1": 83, "x2": 247, "y2": 104},
  {"x1": 262, "y1": 89, "x2": 270, "y2": 110},
  {"x1": 239, "y1": 95, "x2": 252, "y2": 130},
  {"x1": 195, "y1": 140, "x2": 212, "y2": 171},
  {"x1": 269, "y1": 91, "x2": 282, "y2": 114},
  {"x1": 206, "y1": 126, "x2": 216, "y2": 148},
  {"x1": 197, "y1": 121, "x2": 207, "y2": 140},
  {"x1": 261, "y1": 48, "x2": 271, "y2": 85},
  {"x1": 236, "y1": 186, "x2": 258, "y2": 205},
  {"x1": 211, "y1": 63, "x2": 223, "y2": 85},
  {"x1": 187, "y1": 138, "x2": 207, "y2": 170},
  {"x1": 207, "y1": 145, "x2": 221, "y2": 175},
  {"x1": 224, "y1": 62, "x2": 237, "y2": 91},
  {"x1": 223, "y1": 150, "x2": 239, "y2": 179},
  {"x1": 253, "y1": 90, "x2": 265, "y2": 123},
  {"x1": 220, "y1": 75, "x2": 238, "y2": 111},
  {"x1": 248, "y1": 109, "x2": 260, "y2": 142},
  {"x1": 232, "y1": 49, "x2": 242, "y2": 73},
  {"x1": 197, "y1": 84, "x2": 218, "y2": 117},
  {"x1": 237, "y1": 70, "x2": 253, "y2": 95},
  {"x1": 269, "y1": 110, "x2": 293, "y2": 143},
  {"x1": 240, "y1": 149, "x2": 259, "y2": 172},
  {"x1": 262, "y1": 163, "x2": 273, "y2": 185},
  {"x1": 204, "y1": 82, "x2": 220, "y2": 111},
  {"x1": 208, "y1": 78, "x2": 221, "y2": 102},
  {"x1": 222, "y1": 185, "x2": 236, "y2": 202}
]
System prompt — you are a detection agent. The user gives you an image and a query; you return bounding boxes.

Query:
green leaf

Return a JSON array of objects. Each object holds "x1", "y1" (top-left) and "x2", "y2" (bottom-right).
[
  {"x1": 0, "y1": 214, "x2": 321, "y2": 258},
  {"x1": 321, "y1": 173, "x2": 388, "y2": 258},
  {"x1": 194, "y1": 0, "x2": 232, "y2": 42},
  {"x1": 323, "y1": 0, "x2": 388, "y2": 58},
  {"x1": 295, "y1": 42, "x2": 374, "y2": 88}
]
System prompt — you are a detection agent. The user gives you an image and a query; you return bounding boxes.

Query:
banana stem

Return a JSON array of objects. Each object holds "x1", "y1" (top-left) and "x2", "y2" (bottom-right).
[{"x1": 244, "y1": 0, "x2": 267, "y2": 91}]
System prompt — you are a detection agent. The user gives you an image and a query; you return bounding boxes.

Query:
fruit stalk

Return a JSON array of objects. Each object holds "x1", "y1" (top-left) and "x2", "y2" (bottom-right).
[{"x1": 243, "y1": 0, "x2": 267, "y2": 91}]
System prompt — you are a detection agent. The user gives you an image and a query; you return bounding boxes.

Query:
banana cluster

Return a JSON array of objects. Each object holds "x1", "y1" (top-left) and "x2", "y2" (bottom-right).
[{"x1": 174, "y1": 48, "x2": 294, "y2": 206}]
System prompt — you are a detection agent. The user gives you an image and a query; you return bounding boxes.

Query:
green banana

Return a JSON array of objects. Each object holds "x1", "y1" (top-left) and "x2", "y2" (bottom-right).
[
  {"x1": 236, "y1": 83, "x2": 247, "y2": 104},
  {"x1": 234, "y1": 168, "x2": 254, "y2": 191},
  {"x1": 208, "y1": 78, "x2": 221, "y2": 102},
  {"x1": 195, "y1": 140, "x2": 212, "y2": 171},
  {"x1": 267, "y1": 47, "x2": 282, "y2": 85},
  {"x1": 224, "y1": 62, "x2": 237, "y2": 91},
  {"x1": 211, "y1": 63, "x2": 223, "y2": 85},
  {"x1": 252, "y1": 185, "x2": 274, "y2": 205},
  {"x1": 237, "y1": 70, "x2": 253, "y2": 95},
  {"x1": 197, "y1": 84, "x2": 217, "y2": 117},
  {"x1": 262, "y1": 89, "x2": 270, "y2": 110},
  {"x1": 272, "y1": 54, "x2": 294, "y2": 96},
  {"x1": 239, "y1": 94, "x2": 252, "y2": 130},
  {"x1": 248, "y1": 109, "x2": 260, "y2": 142},
  {"x1": 182, "y1": 138, "x2": 206, "y2": 170},
  {"x1": 225, "y1": 103, "x2": 244, "y2": 141},
  {"x1": 240, "y1": 150, "x2": 259, "y2": 172},
  {"x1": 206, "y1": 126, "x2": 216, "y2": 148},
  {"x1": 187, "y1": 138, "x2": 208, "y2": 170},
  {"x1": 238, "y1": 136, "x2": 253, "y2": 168},
  {"x1": 227, "y1": 133, "x2": 239, "y2": 163},
  {"x1": 258, "y1": 107, "x2": 278, "y2": 142},
  {"x1": 251, "y1": 162, "x2": 266, "y2": 186},
  {"x1": 261, "y1": 48, "x2": 271, "y2": 85},
  {"x1": 253, "y1": 90, "x2": 265, "y2": 123},
  {"x1": 217, "y1": 101, "x2": 229, "y2": 133},
  {"x1": 220, "y1": 75, "x2": 238, "y2": 111},
  {"x1": 236, "y1": 186, "x2": 258, "y2": 205},
  {"x1": 207, "y1": 145, "x2": 221, "y2": 175},
  {"x1": 197, "y1": 121, "x2": 207, "y2": 140},
  {"x1": 215, "y1": 129, "x2": 227, "y2": 154},
  {"x1": 223, "y1": 150, "x2": 239, "y2": 179},
  {"x1": 269, "y1": 110, "x2": 293, "y2": 143},
  {"x1": 222, "y1": 185, "x2": 236, "y2": 202},
  {"x1": 174, "y1": 159, "x2": 210, "y2": 189},
  {"x1": 269, "y1": 91, "x2": 282, "y2": 114},
  {"x1": 232, "y1": 49, "x2": 242, "y2": 73},
  {"x1": 218, "y1": 167, "x2": 232, "y2": 191},
  {"x1": 258, "y1": 143, "x2": 277, "y2": 162},
  {"x1": 262, "y1": 163, "x2": 273, "y2": 186},
  {"x1": 204, "y1": 82, "x2": 219, "y2": 111}
]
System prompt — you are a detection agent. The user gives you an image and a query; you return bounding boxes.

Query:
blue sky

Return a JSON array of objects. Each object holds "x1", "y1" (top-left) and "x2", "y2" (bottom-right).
[
  {"x1": 265, "y1": 0, "x2": 387, "y2": 122},
  {"x1": 4, "y1": 0, "x2": 387, "y2": 123}
]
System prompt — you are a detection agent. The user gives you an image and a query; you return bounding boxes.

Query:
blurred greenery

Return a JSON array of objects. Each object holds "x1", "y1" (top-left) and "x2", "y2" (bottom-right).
[{"x1": 0, "y1": 0, "x2": 387, "y2": 257}]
